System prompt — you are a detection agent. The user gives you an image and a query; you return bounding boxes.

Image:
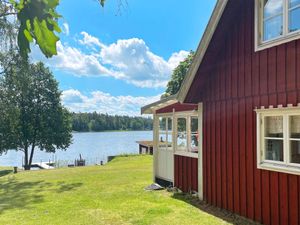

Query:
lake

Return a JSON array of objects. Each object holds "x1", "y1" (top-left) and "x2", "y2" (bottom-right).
[{"x1": 0, "y1": 131, "x2": 153, "y2": 167}]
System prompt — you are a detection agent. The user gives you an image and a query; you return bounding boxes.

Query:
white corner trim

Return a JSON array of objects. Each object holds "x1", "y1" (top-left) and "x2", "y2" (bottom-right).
[
  {"x1": 198, "y1": 103, "x2": 203, "y2": 201},
  {"x1": 177, "y1": 0, "x2": 229, "y2": 103}
]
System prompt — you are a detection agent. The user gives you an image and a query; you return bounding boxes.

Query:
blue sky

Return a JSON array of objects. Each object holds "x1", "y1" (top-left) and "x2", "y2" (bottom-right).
[{"x1": 32, "y1": 0, "x2": 216, "y2": 115}]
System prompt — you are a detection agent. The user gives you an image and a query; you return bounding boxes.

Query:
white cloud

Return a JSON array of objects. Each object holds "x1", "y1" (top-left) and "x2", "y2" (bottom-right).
[
  {"x1": 99, "y1": 38, "x2": 189, "y2": 88},
  {"x1": 49, "y1": 42, "x2": 114, "y2": 76},
  {"x1": 168, "y1": 50, "x2": 191, "y2": 69},
  {"x1": 62, "y1": 23, "x2": 69, "y2": 36},
  {"x1": 31, "y1": 31, "x2": 189, "y2": 88},
  {"x1": 61, "y1": 89, "x2": 160, "y2": 116},
  {"x1": 79, "y1": 31, "x2": 105, "y2": 48}
]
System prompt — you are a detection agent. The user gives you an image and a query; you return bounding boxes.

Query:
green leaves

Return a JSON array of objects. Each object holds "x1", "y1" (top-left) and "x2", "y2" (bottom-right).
[
  {"x1": 33, "y1": 18, "x2": 59, "y2": 56},
  {"x1": 2, "y1": 0, "x2": 107, "y2": 58},
  {"x1": 163, "y1": 51, "x2": 195, "y2": 98},
  {"x1": 13, "y1": 0, "x2": 61, "y2": 58}
]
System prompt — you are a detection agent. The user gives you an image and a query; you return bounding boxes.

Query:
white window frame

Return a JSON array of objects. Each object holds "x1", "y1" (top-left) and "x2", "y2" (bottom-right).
[
  {"x1": 174, "y1": 111, "x2": 199, "y2": 158},
  {"x1": 157, "y1": 114, "x2": 173, "y2": 151},
  {"x1": 256, "y1": 106, "x2": 300, "y2": 175},
  {"x1": 255, "y1": 0, "x2": 300, "y2": 51}
]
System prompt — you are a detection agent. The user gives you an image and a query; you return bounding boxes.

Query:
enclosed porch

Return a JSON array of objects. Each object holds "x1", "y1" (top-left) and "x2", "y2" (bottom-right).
[{"x1": 142, "y1": 95, "x2": 203, "y2": 194}]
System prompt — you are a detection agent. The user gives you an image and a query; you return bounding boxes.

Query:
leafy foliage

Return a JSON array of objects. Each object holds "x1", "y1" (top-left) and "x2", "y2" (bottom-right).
[
  {"x1": 0, "y1": 0, "x2": 106, "y2": 58},
  {"x1": 72, "y1": 113, "x2": 153, "y2": 132},
  {"x1": 162, "y1": 51, "x2": 194, "y2": 98},
  {"x1": 12, "y1": 0, "x2": 61, "y2": 58},
  {"x1": 0, "y1": 57, "x2": 72, "y2": 169}
]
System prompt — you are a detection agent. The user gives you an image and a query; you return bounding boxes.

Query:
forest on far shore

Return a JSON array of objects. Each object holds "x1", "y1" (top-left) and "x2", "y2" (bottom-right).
[{"x1": 72, "y1": 112, "x2": 153, "y2": 132}]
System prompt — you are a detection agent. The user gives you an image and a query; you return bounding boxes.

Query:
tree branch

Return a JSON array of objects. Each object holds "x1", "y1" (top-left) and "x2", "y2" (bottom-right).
[{"x1": 0, "y1": 12, "x2": 17, "y2": 18}]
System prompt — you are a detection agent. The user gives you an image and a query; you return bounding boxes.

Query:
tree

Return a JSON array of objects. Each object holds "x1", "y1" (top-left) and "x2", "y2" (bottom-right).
[
  {"x1": 0, "y1": 58, "x2": 72, "y2": 170},
  {"x1": 71, "y1": 112, "x2": 153, "y2": 132},
  {"x1": 162, "y1": 51, "x2": 195, "y2": 98}
]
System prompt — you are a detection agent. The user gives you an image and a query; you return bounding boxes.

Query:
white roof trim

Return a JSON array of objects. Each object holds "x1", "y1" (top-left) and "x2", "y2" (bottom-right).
[
  {"x1": 177, "y1": 0, "x2": 229, "y2": 103},
  {"x1": 141, "y1": 95, "x2": 178, "y2": 115}
]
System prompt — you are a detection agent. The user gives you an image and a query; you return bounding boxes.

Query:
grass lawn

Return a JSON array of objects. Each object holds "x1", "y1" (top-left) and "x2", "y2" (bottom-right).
[{"x1": 0, "y1": 155, "x2": 233, "y2": 225}]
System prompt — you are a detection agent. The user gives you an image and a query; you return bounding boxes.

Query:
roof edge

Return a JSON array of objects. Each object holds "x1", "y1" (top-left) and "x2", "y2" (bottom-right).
[
  {"x1": 177, "y1": 0, "x2": 229, "y2": 103},
  {"x1": 141, "y1": 94, "x2": 178, "y2": 115}
]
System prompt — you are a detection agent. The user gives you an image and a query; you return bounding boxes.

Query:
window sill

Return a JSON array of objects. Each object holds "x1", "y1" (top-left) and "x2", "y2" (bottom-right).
[
  {"x1": 175, "y1": 151, "x2": 198, "y2": 159},
  {"x1": 258, "y1": 161, "x2": 300, "y2": 176},
  {"x1": 255, "y1": 31, "x2": 300, "y2": 52}
]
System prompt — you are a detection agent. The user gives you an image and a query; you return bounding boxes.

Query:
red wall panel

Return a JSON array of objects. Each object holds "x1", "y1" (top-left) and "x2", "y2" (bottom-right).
[
  {"x1": 174, "y1": 155, "x2": 198, "y2": 193},
  {"x1": 183, "y1": 0, "x2": 300, "y2": 224}
]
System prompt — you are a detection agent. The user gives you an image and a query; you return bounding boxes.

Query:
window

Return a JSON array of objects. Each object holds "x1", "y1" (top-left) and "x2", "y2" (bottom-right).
[
  {"x1": 158, "y1": 117, "x2": 172, "y2": 150},
  {"x1": 176, "y1": 118, "x2": 187, "y2": 150},
  {"x1": 256, "y1": 107, "x2": 300, "y2": 174},
  {"x1": 256, "y1": 0, "x2": 300, "y2": 51},
  {"x1": 190, "y1": 117, "x2": 199, "y2": 153},
  {"x1": 175, "y1": 115, "x2": 199, "y2": 155},
  {"x1": 262, "y1": 0, "x2": 283, "y2": 41}
]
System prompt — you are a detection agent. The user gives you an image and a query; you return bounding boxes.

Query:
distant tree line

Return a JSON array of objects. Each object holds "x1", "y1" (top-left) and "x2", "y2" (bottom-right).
[{"x1": 72, "y1": 113, "x2": 153, "y2": 132}]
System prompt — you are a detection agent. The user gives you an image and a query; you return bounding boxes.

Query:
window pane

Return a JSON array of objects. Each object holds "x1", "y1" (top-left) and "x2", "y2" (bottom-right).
[
  {"x1": 191, "y1": 117, "x2": 198, "y2": 133},
  {"x1": 177, "y1": 118, "x2": 186, "y2": 132},
  {"x1": 290, "y1": 115, "x2": 300, "y2": 138},
  {"x1": 159, "y1": 117, "x2": 166, "y2": 132},
  {"x1": 264, "y1": 0, "x2": 283, "y2": 18},
  {"x1": 290, "y1": 141, "x2": 300, "y2": 163},
  {"x1": 159, "y1": 133, "x2": 167, "y2": 149},
  {"x1": 159, "y1": 133, "x2": 166, "y2": 142},
  {"x1": 265, "y1": 116, "x2": 283, "y2": 137},
  {"x1": 167, "y1": 134, "x2": 172, "y2": 148},
  {"x1": 190, "y1": 135, "x2": 198, "y2": 153},
  {"x1": 265, "y1": 139, "x2": 284, "y2": 161},
  {"x1": 289, "y1": 7, "x2": 300, "y2": 32},
  {"x1": 167, "y1": 118, "x2": 172, "y2": 131},
  {"x1": 177, "y1": 133, "x2": 187, "y2": 149},
  {"x1": 263, "y1": 15, "x2": 283, "y2": 41},
  {"x1": 289, "y1": 0, "x2": 300, "y2": 8}
]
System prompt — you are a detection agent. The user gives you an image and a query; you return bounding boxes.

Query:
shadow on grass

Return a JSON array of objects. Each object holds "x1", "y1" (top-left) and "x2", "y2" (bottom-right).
[
  {"x1": 172, "y1": 193, "x2": 260, "y2": 225},
  {"x1": 56, "y1": 181, "x2": 83, "y2": 193},
  {"x1": 0, "y1": 177, "x2": 83, "y2": 214},
  {"x1": 0, "y1": 170, "x2": 13, "y2": 177}
]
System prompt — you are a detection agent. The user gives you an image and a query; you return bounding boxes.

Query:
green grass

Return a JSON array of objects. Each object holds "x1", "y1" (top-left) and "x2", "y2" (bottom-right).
[{"x1": 0, "y1": 155, "x2": 231, "y2": 225}]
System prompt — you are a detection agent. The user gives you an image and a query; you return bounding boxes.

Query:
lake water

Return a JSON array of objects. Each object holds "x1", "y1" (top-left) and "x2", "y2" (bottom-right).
[{"x1": 0, "y1": 131, "x2": 153, "y2": 167}]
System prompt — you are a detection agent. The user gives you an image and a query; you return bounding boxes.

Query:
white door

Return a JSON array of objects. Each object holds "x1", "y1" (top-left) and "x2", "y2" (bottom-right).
[
  {"x1": 155, "y1": 116, "x2": 174, "y2": 182},
  {"x1": 156, "y1": 149, "x2": 173, "y2": 182}
]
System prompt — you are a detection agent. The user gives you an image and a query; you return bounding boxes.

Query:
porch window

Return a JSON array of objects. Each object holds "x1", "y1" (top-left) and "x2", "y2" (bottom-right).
[
  {"x1": 190, "y1": 117, "x2": 199, "y2": 153},
  {"x1": 256, "y1": 107, "x2": 300, "y2": 174},
  {"x1": 255, "y1": 0, "x2": 300, "y2": 51},
  {"x1": 158, "y1": 117, "x2": 172, "y2": 150},
  {"x1": 175, "y1": 115, "x2": 198, "y2": 155},
  {"x1": 176, "y1": 118, "x2": 187, "y2": 150}
]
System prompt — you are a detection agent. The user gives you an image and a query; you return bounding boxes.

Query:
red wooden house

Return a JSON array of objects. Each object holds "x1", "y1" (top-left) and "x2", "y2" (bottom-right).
[{"x1": 142, "y1": 0, "x2": 300, "y2": 224}]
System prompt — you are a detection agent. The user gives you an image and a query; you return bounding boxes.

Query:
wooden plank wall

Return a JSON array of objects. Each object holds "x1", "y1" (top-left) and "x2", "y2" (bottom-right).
[
  {"x1": 174, "y1": 155, "x2": 198, "y2": 192},
  {"x1": 195, "y1": 0, "x2": 300, "y2": 225}
]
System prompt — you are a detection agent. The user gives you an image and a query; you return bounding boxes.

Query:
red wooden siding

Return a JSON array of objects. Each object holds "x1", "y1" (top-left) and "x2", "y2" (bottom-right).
[
  {"x1": 174, "y1": 155, "x2": 198, "y2": 192},
  {"x1": 156, "y1": 103, "x2": 198, "y2": 114},
  {"x1": 184, "y1": 0, "x2": 300, "y2": 224}
]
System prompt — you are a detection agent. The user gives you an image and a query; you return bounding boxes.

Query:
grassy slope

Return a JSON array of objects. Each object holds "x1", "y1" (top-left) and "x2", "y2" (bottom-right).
[{"x1": 0, "y1": 156, "x2": 229, "y2": 225}]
